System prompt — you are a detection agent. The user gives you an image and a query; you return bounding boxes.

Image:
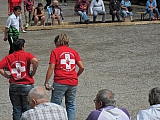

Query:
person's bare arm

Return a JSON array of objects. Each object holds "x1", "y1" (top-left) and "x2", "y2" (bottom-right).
[
  {"x1": 41, "y1": 10, "x2": 45, "y2": 16},
  {"x1": 4, "y1": 27, "x2": 9, "y2": 41},
  {"x1": 8, "y1": 0, "x2": 11, "y2": 15},
  {"x1": 34, "y1": 9, "x2": 37, "y2": 16},
  {"x1": 30, "y1": 57, "x2": 38, "y2": 77},
  {"x1": 77, "y1": 61, "x2": 84, "y2": 76},
  {"x1": 44, "y1": 63, "x2": 55, "y2": 90},
  {"x1": 24, "y1": 5, "x2": 28, "y2": 14},
  {"x1": 0, "y1": 69, "x2": 11, "y2": 79}
]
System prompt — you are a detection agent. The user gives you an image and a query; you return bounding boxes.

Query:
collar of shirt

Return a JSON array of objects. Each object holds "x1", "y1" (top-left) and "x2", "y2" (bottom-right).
[{"x1": 100, "y1": 106, "x2": 115, "y2": 111}]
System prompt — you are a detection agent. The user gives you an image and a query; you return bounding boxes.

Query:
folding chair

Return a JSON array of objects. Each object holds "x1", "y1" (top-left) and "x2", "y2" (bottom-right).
[{"x1": 47, "y1": 6, "x2": 51, "y2": 25}]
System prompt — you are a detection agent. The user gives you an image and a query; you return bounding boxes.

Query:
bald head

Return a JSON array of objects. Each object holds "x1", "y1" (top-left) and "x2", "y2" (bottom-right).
[
  {"x1": 97, "y1": 89, "x2": 116, "y2": 107},
  {"x1": 29, "y1": 87, "x2": 48, "y2": 100}
]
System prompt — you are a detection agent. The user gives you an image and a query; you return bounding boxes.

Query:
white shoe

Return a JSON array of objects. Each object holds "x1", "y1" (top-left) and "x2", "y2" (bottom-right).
[
  {"x1": 25, "y1": 23, "x2": 29, "y2": 28},
  {"x1": 126, "y1": 11, "x2": 129, "y2": 13},
  {"x1": 22, "y1": 30, "x2": 26, "y2": 33},
  {"x1": 64, "y1": 3, "x2": 68, "y2": 6}
]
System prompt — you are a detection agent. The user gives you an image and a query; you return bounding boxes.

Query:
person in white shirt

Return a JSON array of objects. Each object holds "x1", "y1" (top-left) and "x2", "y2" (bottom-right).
[
  {"x1": 90, "y1": 0, "x2": 106, "y2": 23},
  {"x1": 4, "y1": 6, "x2": 21, "y2": 54},
  {"x1": 21, "y1": 86, "x2": 68, "y2": 120},
  {"x1": 135, "y1": 87, "x2": 160, "y2": 120}
]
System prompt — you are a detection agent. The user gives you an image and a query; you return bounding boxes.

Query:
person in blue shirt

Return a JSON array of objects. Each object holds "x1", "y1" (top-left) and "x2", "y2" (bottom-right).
[
  {"x1": 121, "y1": 0, "x2": 134, "y2": 22},
  {"x1": 145, "y1": 0, "x2": 160, "y2": 20}
]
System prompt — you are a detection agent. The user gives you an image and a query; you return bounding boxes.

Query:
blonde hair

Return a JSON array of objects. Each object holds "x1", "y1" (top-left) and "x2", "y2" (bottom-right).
[
  {"x1": 53, "y1": 0, "x2": 58, "y2": 6},
  {"x1": 54, "y1": 34, "x2": 70, "y2": 46}
]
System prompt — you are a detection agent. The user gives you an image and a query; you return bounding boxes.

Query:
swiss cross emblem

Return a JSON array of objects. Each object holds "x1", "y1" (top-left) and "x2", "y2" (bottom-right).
[
  {"x1": 11, "y1": 61, "x2": 26, "y2": 80},
  {"x1": 60, "y1": 52, "x2": 75, "y2": 71}
]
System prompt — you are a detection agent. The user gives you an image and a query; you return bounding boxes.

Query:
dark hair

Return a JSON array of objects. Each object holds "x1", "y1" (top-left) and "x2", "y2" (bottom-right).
[
  {"x1": 13, "y1": 6, "x2": 21, "y2": 11},
  {"x1": 13, "y1": 39, "x2": 25, "y2": 51},
  {"x1": 38, "y1": 3, "x2": 43, "y2": 7},
  {"x1": 97, "y1": 89, "x2": 116, "y2": 107},
  {"x1": 149, "y1": 87, "x2": 160, "y2": 105}
]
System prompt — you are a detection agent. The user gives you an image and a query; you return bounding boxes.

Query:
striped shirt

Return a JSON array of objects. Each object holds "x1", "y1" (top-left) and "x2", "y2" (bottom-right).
[{"x1": 21, "y1": 102, "x2": 68, "y2": 120}]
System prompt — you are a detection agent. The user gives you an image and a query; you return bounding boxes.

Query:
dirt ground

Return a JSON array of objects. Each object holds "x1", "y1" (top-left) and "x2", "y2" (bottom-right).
[{"x1": 0, "y1": 0, "x2": 160, "y2": 120}]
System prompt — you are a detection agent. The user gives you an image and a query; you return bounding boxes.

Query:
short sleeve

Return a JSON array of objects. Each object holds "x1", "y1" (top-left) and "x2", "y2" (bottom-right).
[
  {"x1": 0, "y1": 57, "x2": 7, "y2": 69},
  {"x1": 26, "y1": 53, "x2": 35, "y2": 61},
  {"x1": 121, "y1": 0, "x2": 124, "y2": 5},
  {"x1": 86, "y1": 110, "x2": 100, "y2": 120},
  {"x1": 75, "y1": 51, "x2": 81, "y2": 63},
  {"x1": 6, "y1": 16, "x2": 12, "y2": 29},
  {"x1": 49, "y1": 50, "x2": 56, "y2": 64}
]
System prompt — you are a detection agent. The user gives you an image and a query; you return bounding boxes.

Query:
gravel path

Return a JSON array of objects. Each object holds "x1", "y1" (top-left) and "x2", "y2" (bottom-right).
[{"x1": 0, "y1": 0, "x2": 160, "y2": 120}]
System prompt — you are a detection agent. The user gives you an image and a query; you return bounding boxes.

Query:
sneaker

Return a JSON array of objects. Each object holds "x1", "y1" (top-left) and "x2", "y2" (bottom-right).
[
  {"x1": 84, "y1": 20, "x2": 89, "y2": 24},
  {"x1": 64, "y1": 3, "x2": 68, "y2": 6},
  {"x1": 131, "y1": 20, "x2": 134, "y2": 22},
  {"x1": 22, "y1": 29, "x2": 26, "y2": 33},
  {"x1": 25, "y1": 23, "x2": 29, "y2": 28},
  {"x1": 126, "y1": 11, "x2": 129, "y2": 13},
  {"x1": 60, "y1": 3, "x2": 62, "y2": 6}
]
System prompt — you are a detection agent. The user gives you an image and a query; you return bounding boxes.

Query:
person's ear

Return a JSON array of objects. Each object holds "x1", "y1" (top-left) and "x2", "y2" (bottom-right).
[
  {"x1": 99, "y1": 101, "x2": 103, "y2": 108},
  {"x1": 32, "y1": 98, "x2": 37, "y2": 106}
]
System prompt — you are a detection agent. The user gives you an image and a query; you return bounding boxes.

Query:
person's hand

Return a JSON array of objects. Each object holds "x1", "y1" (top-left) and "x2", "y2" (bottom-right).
[
  {"x1": 7, "y1": 75, "x2": 11, "y2": 79},
  {"x1": 28, "y1": 71, "x2": 33, "y2": 77},
  {"x1": 44, "y1": 83, "x2": 53, "y2": 91},
  {"x1": 8, "y1": 12, "x2": 11, "y2": 16},
  {"x1": 24, "y1": 11, "x2": 28, "y2": 15},
  {"x1": 3, "y1": 37, "x2": 7, "y2": 41}
]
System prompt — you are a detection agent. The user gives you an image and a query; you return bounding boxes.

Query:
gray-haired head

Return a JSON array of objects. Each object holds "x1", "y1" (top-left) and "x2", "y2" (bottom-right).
[
  {"x1": 29, "y1": 86, "x2": 48, "y2": 101},
  {"x1": 149, "y1": 87, "x2": 160, "y2": 105},
  {"x1": 97, "y1": 89, "x2": 116, "y2": 107}
]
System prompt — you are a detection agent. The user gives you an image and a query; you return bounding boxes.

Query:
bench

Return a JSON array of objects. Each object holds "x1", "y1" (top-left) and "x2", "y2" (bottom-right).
[
  {"x1": 76, "y1": 13, "x2": 122, "y2": 23},
  {"x1": 137, "y1": 12, "x2": 147, "y2": 21}
]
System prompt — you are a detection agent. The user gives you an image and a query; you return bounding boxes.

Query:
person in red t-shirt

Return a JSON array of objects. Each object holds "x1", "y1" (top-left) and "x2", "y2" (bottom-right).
[
  {"x1": 44, "y1": 33, "x2": 84, "y2": 120},
  {"x1": 0, "y1": 39, "x2": 38, "y2": 120},
  {"x1": 8, "y1": 0, "x2": 22, "y2": 15}
]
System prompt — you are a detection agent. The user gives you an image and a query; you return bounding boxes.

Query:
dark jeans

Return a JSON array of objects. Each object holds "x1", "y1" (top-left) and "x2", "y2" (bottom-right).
[
  {"x1": 8, "y1": 34, "x2": 18, "y2": 54},
  {"x1": 44, "y1": 0, "x2": 51, "y2": 9},
  {"x1": 110, "y1": 11, "x2": 120, "y2": 21},
  {"x1": 60, "y1": 0, "x2": 67, "y2": 3},
  {"x1": 9, "y1": 83, "x2": 34, "y2": 120}
]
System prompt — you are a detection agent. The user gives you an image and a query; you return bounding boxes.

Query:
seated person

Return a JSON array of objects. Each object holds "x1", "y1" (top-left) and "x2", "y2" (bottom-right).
[
  {"x1": 50, "y1": 0, "x2": 64, "y2": 25},
  {"x1": 109, "y1": 0, "x2": 121, "y2": 22},
  {"x1": 33, "y1": 3, "x2": 45, "y2": 26},
  {"x1": 90, "y1": 0, "x2": 106, "y2": 23},
  {"x1": 86, "y1": 89, "x2": 130, "y2": 120},
  {"x1": 135, "y1": 87, "x2": 160, "y2": 120},
  {"x1": 145, "y1": 0, "x2": 160, "y2": 21},
  {"x1": 21, "y1": 86, "x2": 68, "y2": 120},
  {"x1": 121, "y1": 0, "x2": 134, "y2": 22},
  {"x1": 74, "y1": 0, "x2": 90, "y2": 23}
]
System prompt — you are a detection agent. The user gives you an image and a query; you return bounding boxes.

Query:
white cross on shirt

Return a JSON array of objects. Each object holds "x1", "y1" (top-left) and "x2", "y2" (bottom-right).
[
  {"x1": 60, "y1": 54, "x2": 75, "y2": 69},
  {"x1": 11, "y1": 63, "x2": 26, "y2": 79}
]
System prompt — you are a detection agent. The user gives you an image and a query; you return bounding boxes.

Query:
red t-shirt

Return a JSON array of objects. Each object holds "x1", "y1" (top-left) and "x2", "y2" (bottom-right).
[
  {"x1": 50, "y1": 45, "x2": 81, "y2": 86},
  {"x1": 8, "y1": 0, "x2": 22, "y2": 13},
  {"x1": 0, "y1": 50, "x2": 35, "y2": 84}
]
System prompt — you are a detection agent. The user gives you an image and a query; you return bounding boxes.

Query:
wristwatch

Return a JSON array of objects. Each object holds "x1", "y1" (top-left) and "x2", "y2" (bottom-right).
[{"x1": 44, "y1": 82, "x2": 49, "y2": 85}]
